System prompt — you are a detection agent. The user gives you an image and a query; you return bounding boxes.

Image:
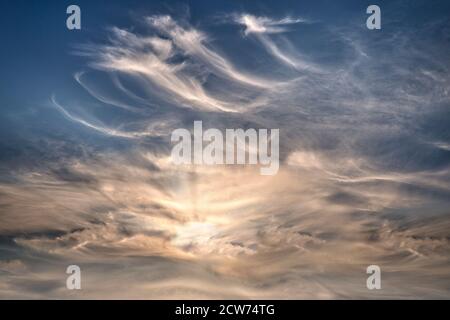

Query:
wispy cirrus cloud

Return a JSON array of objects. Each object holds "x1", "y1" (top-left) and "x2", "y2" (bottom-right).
[
  {"x1": 1, "y1": 2, "x2": 450, "y2": 299},
  {"x1": 72, "y1": 16, "x2": 276, "y2": 115},
  {"x1": 235, "y1": 14, "x2": 308, "y2": 35},
  {"x1": 232, "y1": 14, "x2": 323, "y2": 72}
]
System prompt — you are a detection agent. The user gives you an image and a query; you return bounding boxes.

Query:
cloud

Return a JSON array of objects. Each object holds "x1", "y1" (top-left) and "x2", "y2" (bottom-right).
[
  {"x1": 74, "y1": 18, "x2": 278, "y2": 114},
  {"x1": 235, "y1": 14, "x2": 307, "y2": 35},
  {"x1": 51, "y1": 95, "x2": 159, "y2": 138},
  {"x1": 233, "y1": 14, "x2": 322, "y2": 72},
  {"x1": 147, "y1": 16, "x2": 276, "y2": 88},
  {"x1": 1, "y1": 6, "x2": 450, "y2": 299}
]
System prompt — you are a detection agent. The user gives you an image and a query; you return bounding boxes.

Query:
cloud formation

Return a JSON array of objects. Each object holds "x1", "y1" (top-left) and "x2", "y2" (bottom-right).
[
  {"x1": 236, "y1": 14, "x2": 307, "y2": 35},
  {"x1": 1, "y1": 4, "x2": 450, "y2": 299}
]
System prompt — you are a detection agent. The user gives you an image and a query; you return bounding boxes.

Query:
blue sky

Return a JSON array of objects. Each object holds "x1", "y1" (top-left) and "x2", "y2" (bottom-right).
[{"x1": 0, "y1": 0, "x2": 450, "y2": 299}]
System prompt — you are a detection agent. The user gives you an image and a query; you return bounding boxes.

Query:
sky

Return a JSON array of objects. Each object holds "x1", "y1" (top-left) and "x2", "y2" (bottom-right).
[{"x1": 0, "y1": 0, "x2": 450, "y2": 299}]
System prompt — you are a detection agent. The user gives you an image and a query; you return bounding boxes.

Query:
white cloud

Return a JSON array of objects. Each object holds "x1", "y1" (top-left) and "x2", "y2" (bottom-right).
[{"x1": 236, "y1": 14, "x2": 307, "y2": 35}]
